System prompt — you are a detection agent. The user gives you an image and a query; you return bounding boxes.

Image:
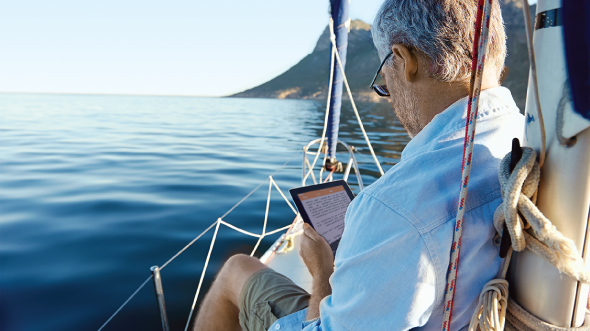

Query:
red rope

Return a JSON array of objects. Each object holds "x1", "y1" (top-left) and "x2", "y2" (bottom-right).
[
  {"x1": 462, "y1": 0, "x2": 486, "y2": 170},
  {"x1": 440, "y1": 0, "x2": 494, "y2": 330}
]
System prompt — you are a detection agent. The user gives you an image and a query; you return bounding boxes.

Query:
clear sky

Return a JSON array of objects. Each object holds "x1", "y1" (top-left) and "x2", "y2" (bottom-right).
[
  {"x1": 0, "y1": 0, "x2": 388, "y2": 97},
  {"x1": 0, "y1": 0, "x2": 536, "y2": 97}
]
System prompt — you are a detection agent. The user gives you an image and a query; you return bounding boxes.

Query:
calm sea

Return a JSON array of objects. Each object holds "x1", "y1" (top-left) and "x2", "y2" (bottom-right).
[{"x1": 0, "y1": 93, "x2": 409, "y2": 331}]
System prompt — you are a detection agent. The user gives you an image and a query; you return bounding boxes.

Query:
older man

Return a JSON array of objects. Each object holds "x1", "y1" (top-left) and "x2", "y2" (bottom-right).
[{"x1": 194, "y1": 0, "x2": 524, "y2": 330}]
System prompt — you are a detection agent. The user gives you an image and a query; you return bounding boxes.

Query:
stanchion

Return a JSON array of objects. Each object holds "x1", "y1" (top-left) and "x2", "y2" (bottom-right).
[{"x1": 150, "y1": 266, "x2": 170, "y2": 331}]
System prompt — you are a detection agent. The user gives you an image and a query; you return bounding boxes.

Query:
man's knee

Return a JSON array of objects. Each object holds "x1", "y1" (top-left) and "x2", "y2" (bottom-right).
[
  {"x1": 221, "y1": 254, "x2": 266, "y2": 280},
  {"x1": 215, "y1": 254, "x2": 267, "y2": 304},
  {"x1": 224, "y1": 254, "x2": 260, "y2": 272}
]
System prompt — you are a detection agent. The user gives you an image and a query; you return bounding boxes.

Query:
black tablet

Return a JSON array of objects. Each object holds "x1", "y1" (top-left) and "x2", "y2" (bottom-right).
[{"x1": 289, "y1": 180, "x2": 355, "y2": 254}]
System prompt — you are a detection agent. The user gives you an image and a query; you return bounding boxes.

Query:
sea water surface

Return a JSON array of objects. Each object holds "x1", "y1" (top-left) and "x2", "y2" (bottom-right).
[{"x1": 0, "y1": 93, "x2": 409, "y2": 331}]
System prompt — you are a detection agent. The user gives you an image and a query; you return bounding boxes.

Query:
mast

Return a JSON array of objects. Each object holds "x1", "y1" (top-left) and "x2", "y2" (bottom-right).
[
  {"x1": 508, "y1": 0, "x2": 590, "y2": 327},
  {"x1": 325, "y1": 0, "x2": 350, "y2": 171}
]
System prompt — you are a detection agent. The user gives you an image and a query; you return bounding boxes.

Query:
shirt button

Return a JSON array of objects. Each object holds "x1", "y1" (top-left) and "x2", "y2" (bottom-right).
[{"x1": 275, "y1": 324, "x2": 281, "y2": 330}]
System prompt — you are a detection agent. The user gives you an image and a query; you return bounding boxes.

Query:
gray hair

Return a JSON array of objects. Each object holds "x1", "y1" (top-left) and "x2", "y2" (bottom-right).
[{"x1": 372, "y1": 0, "x2": 506, "y2": 82}]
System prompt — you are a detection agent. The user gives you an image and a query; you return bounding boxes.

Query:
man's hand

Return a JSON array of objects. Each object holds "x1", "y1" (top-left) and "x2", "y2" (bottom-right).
[
  {"x1": 300, "y1": 223, "x2": 334, "y2": 320},
  {"x1": 299, "y1": 223, "x2": 334, "y2": 278}
]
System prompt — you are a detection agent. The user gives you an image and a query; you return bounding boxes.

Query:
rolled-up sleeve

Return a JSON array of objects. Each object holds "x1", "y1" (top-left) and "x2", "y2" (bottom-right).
[{"x1": 303, "y1": 192, "x2": 437, "y2": 331}]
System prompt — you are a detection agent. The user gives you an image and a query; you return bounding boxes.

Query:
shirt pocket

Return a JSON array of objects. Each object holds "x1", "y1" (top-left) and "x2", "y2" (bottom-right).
[{"x1": 251, "y1": 301, "x2": 280, "y2": 330}]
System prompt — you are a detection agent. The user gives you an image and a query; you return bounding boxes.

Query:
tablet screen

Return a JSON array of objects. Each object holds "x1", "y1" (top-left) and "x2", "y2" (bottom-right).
[{"x1": 290, "y1": 180, "x2": 354, "y2": 253}]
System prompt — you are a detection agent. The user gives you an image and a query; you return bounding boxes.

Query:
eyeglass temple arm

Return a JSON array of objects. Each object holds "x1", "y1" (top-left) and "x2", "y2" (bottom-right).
[{"x1": 369, "y1": 50, "x2": 393, "y2": 88}]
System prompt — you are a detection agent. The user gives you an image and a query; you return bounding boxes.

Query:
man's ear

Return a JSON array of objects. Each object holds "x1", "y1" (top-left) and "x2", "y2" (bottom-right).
[{"x1": 391, "y1": 44, "x2": 418, "y2": 82}]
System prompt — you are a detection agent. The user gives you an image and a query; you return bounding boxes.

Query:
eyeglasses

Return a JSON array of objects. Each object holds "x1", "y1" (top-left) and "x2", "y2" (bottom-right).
[{"x1": 369, "y1": 50, "x2": 393, "y2": 97}]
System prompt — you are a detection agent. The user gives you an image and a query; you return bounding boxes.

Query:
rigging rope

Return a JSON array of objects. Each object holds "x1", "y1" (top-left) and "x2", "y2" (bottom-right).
[
  {"x1": 251, "y1": 180, "x2": 273, "y2": 257},
  {"x1": 441, "y1": 0, "x2": 493, "y2": 330},
  {"x1": 466, "y1": 2, "x2": 588, "y2": 328},
  {"x1": 328, "y1": 18, "x2": 385, "y2": 176},
  {"x1": 96, "y1": 275, "x2": 154, "y2": 331},
  {"x1": 468, "y1": 2, "x2": 573, "y2": 330},
  {"x1": 182, "y1": 176, "x2": 299, "y2": 331},
  {"x1": 521, "y1": 0, "x2": 547, "y2": 167},
  {"x1": 96, "y1": 151, "x2": 301, "y2": 331},
  {"x1": 184, "y1": 220, "x2": 221, "y2": 331},
  {"x1": 303, "y1": 45, "x2": 335, "y2": 185},
  {"x1": 97, "y1": 14, "x2": 389, "y2": 330}
]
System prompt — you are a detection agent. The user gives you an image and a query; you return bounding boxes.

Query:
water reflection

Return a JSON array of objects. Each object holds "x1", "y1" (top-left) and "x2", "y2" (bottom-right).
[{"x1": 0, "y1": 93, "x2": 409, "y2": 331}]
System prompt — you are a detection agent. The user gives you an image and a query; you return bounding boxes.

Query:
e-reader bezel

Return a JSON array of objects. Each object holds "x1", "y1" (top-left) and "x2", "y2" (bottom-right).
[{"x1": 289, "y1": 180, "x2": 355, "y2": 252}]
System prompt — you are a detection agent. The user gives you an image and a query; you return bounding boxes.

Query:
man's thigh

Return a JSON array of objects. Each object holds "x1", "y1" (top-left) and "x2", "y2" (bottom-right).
[{"x1": 238, "y1": 268, "x2": 310, "y2": 331}]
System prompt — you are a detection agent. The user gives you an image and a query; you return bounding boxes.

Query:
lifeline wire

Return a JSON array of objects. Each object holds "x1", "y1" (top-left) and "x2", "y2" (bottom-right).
[
  {"x1": 96, "y1": 275, "x2": 154, "y2": 331},
  {"x1": 221, "y1": 150, "x2": 301, "y2": 220},
  {"x1": 182, "y1": 176, "x2": 300, "y2": 331},
  {"x1": 96, "y1": 150, "x2": 301, "y2": 331},
  {"x1": 184, "y1": 221, "x2": 221, "y2": 331},
  {"x1": 163, "y1": 153, "x2": 301, "y2": 269},
  {"x1": 218, "y1": 219, "x2": 292, "y2": 238},
  {"x1": 250, "y1": 180, "x2": 272, "y2": 257}
]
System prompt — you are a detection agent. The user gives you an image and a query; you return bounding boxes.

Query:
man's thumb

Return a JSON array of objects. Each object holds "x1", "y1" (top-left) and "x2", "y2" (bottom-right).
[{"x1": 303, "y1": 224, "x2": 320, "y2": 240}]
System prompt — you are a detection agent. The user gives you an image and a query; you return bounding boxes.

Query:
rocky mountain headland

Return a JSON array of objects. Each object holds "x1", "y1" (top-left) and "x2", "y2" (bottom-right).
[{"x1": 231, "y1": 0, "x2": 535, "y2": 110}]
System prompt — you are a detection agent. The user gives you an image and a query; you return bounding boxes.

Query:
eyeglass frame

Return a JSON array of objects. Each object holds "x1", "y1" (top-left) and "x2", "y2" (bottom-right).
[{"x1": 369, "y1": 50, "x2": 393, "y2": 97}]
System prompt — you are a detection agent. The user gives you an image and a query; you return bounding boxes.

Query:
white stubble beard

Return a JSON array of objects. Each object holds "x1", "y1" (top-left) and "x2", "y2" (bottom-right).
[{"x1": 389, "y1": 75, "x2": 421, "y2": 138}]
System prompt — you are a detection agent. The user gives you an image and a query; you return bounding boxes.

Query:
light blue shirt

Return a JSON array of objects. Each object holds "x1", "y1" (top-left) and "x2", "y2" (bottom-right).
[{"x1": 271, "y1": 87, "x2": 524, "y2": 331}]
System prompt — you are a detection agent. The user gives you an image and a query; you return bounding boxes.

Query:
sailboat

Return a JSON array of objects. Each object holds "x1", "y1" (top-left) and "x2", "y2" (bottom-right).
[
  {"x1": 258, "y1": 0, "x2": 590, "y2": 330},
  {"x1": 96, "y1": 0, "x2": 590, "y2": 330}
]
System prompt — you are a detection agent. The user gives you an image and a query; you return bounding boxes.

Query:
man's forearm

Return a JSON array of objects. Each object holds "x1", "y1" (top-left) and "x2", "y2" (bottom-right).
[{"x1": 306, "y1": 272, "x2": 332, "y2": 320}]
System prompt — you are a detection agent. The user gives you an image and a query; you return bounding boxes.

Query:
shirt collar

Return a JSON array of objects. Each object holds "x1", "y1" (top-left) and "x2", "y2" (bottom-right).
[{"x1": 401, "y1": 86, "x2": 518, "y2": 160}]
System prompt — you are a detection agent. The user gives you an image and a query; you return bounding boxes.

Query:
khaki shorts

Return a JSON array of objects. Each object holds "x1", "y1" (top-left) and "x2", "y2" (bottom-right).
[{"x1": 238, "y1": 268, "x2": 310, "y2": 331}]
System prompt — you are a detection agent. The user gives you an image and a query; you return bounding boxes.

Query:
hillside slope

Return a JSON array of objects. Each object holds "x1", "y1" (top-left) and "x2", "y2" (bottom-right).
[{"x1": 232, "y1": 2, "x2": 535, "y2": 110}]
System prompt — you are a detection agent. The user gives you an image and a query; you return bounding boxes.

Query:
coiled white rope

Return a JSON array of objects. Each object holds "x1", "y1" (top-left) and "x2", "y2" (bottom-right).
[
  {"x1": 469, "y1": 279, "x2": 510, "y2": 331},
  {"x1": 468, "y1": 249, "x2": 511, "y2": 331}
]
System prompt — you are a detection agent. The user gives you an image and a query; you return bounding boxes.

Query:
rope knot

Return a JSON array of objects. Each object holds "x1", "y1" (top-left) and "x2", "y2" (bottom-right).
[
  {"x1": 493, "y1": 147, "x2": 590, "y2": 283},
  {"x1": 493, "y1": 147, "x2": 539, "y2": 251}
]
